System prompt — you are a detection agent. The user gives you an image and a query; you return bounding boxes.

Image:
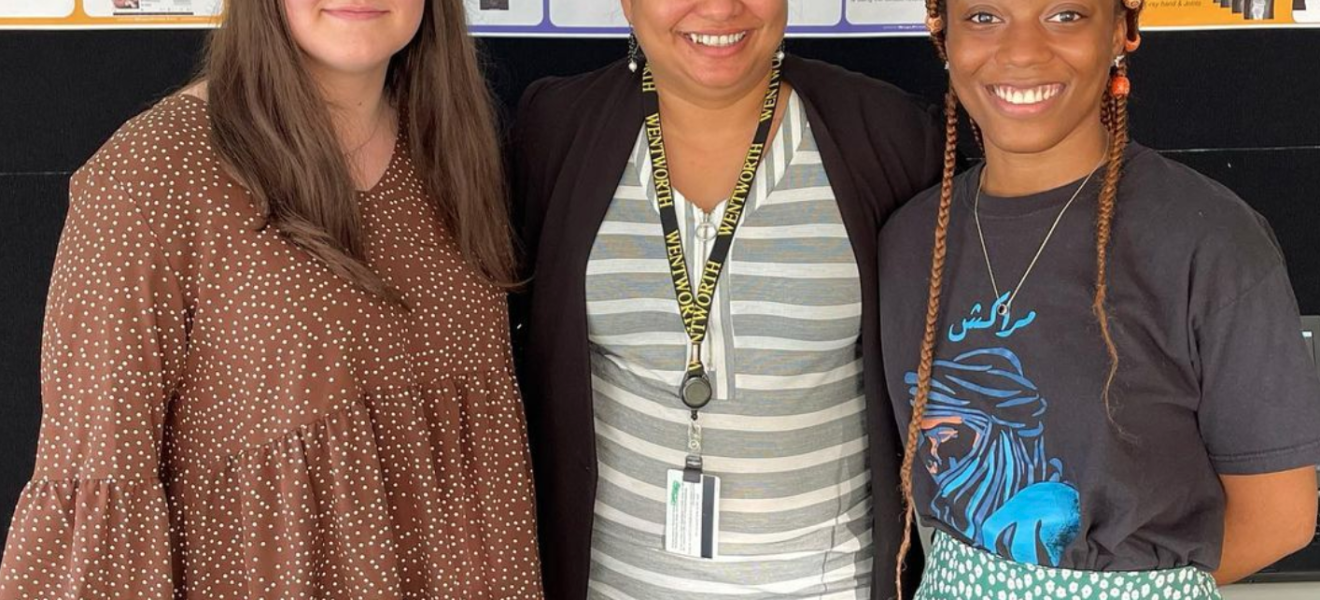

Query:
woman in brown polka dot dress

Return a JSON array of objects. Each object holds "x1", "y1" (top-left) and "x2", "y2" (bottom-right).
[{"x1": 0, "y1": 1, "x2": 544, "y2": 599}]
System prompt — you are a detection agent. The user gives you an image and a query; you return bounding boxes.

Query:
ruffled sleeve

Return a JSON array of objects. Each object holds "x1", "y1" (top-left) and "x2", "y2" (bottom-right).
[{"x1": 0, "y1": 164, "x2": 187, "y2": 599}]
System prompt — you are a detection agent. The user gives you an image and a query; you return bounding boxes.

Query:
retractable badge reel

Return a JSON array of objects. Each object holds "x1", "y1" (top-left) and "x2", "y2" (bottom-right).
[{"x1": 681, "y1": 344, "x2": 713, "y2": 411}]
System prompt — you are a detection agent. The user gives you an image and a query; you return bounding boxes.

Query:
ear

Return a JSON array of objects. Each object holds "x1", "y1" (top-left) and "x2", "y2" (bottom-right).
[
  {"x1": 620, "y1": 0, "x2": 633, "y2": 26},
  {"x1": 1111, "y1": 6, "x2": 1129, "y2": 60}
]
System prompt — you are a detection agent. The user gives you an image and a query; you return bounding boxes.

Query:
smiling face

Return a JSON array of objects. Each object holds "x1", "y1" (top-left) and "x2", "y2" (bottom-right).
[
  {"x1": 945, "y1": 0, "x2": 1127, "y2": 157},
  {"x1": 621, "y1": 0, "x2": 788, "y2": 99},
  {"x1": 284, "y1": 0, "x2": 425, "y2": 78}
]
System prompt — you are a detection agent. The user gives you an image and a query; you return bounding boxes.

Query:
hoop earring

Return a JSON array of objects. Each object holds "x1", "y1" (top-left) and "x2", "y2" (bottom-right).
[
  {"x1": 628, "y1": 31, "x2": 641, "y2": 73},
  {"x1": 1124, "y1": 32, "x2": 1142, "y2": 53}
]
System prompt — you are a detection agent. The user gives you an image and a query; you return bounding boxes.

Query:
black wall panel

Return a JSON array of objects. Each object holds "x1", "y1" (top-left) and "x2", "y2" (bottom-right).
[{"x1": 1, "y1": 28, "x2": 1318, "y2": 555}]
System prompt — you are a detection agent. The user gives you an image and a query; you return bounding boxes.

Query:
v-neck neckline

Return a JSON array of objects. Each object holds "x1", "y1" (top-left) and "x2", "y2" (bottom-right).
[{"x1": 634, "y1": 90, "x2": 805, "y2": 217}]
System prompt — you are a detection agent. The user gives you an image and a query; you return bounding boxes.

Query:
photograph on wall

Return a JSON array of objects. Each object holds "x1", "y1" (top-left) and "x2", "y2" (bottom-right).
[
  {"x1": 465, "y1": 0, "x2": 541, "y2": 27},
  {"x1": 0, "y1": 0, "x2": 75, "y2": 18},
  {"x1": 546, "y1": 0, "x2": 623, "y2": 29},
  {"x1": 84, "y1": 0, "x2": 222, "y2": 17},
  {"x1": 788, "y1": 0, "x2": 845, "y2": 27},
  {"x1": 1142, "y1": 0, "x2": 1302, "y2": 25},
  {"x1": 845, "y1": 0, "x2": 926, "y2": 28},
  {"x1": 1295, "y1": 0, "x2": 1320, "y2": 21}
]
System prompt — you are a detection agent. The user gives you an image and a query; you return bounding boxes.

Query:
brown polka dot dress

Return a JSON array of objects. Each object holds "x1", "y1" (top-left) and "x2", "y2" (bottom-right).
[{"x1": 0, "y1": 95, "x2": 545, "y2": 600}]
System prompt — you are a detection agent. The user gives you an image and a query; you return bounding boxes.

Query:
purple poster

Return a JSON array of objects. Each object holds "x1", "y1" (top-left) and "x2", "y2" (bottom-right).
[{"x1": 465, "y1": 0, "x2": 927, "y2": 37}]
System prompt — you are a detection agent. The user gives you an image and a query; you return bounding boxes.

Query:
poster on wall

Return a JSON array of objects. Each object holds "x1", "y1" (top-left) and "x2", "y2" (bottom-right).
[
  {"x1": 0, "y1": 0, "x2": 221, "y2": 27},
  {"x1": 1142, "y1": 0, "x2": 1317, "y2": 26},
  {"x1": 457, "y1": 0, "x2": 927, "y2": 36},
  {"x1": 2, "y1": 0, "x2": 1319, "y2": 31}
]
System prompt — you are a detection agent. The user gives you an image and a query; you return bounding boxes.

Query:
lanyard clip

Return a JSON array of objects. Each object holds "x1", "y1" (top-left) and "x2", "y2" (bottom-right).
[{"x1": 686, "y1": 341, "x2": 703, "y2": 369}]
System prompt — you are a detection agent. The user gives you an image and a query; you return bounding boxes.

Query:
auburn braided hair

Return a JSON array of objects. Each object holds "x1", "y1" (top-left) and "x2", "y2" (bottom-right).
[{"x1": 893, "y1": 2, "x2": 1144, "y2": 597}]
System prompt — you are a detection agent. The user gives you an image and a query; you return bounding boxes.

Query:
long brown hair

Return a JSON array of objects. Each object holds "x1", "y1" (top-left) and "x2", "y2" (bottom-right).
[
  {"x1": 201, "y1": 0, "x2": 515, "y2": 302},
  {"x1": 894, "y1": 1, "x2": 1144, "y2": 595}
]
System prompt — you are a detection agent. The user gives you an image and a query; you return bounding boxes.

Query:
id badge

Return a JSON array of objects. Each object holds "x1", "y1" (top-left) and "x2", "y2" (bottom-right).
[{"x1": 665, "y1": 469, "x2": 720, "y2": 559}]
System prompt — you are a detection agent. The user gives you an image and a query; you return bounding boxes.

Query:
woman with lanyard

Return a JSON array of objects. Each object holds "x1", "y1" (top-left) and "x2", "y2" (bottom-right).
[
  {"x1": 511, "y1": 1, "x2": 943, "y2": 598},
  {"x1": 0, "y1": 0, "x2": 543, "y2": 597},
  {"x1": 879, "y1": 0, "x2": 1320, "y2": 598}
]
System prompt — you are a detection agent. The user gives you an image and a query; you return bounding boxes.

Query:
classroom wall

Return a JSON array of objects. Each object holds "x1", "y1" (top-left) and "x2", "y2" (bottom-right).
[{"x1": 2, "y1": 29, "x2": 1318, "y2": 559}]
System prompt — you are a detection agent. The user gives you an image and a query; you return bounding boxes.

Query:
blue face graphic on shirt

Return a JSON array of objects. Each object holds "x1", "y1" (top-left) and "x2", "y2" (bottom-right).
[{"x1": 906, "y1": 308, "x2": 1082, "y2": 567}]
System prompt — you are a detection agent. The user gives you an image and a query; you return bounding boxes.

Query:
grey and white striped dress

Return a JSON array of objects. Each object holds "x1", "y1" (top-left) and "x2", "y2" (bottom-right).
[{"x1": 585, "y1": 93, "x2": 872, "y2": 600}]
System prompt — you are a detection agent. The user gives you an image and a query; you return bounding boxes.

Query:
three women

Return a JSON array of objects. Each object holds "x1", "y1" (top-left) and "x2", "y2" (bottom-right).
[{"x1": 3, "y1": 0, "x2": 1317, "y2": 598}]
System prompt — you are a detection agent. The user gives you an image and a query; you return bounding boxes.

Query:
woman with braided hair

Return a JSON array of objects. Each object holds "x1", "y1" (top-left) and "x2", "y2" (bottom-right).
[{"x1": 878, "y1": 0, "x2": 1320, "y2": 597}]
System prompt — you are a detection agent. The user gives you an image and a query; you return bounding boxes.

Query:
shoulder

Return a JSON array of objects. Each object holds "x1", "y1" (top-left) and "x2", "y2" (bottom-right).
[
  {"x1": 786, "y1": 56, "x2": 932, "y2": 113},
  {"x1": 514, "y1": 60, "x2": 635, "y2": 131},
  {"x1": 72, "y1": 94, "x2": 231, "y2": 247},
  {"x1": 787, "y1": 56, "x2": 943, "y2": 202},
  {"x1": 1119, "y1": 143, "x2": 1281, "y2": 263},
  {"x1": 880, "y1": 168, "x2": 973, "y2": 255},
  {"x1": 1116, "y1": 143, "x2": 1288, "y2": 315},
  {"x1": 786, "y1": 56, "x2": 939, "y2": 134},
  {"x1": 1121, "y1": 144, "x2": 1261, "y2": 222},
  {"x1": 76, "y1": 94, "x2": 216, "y2": 196}
]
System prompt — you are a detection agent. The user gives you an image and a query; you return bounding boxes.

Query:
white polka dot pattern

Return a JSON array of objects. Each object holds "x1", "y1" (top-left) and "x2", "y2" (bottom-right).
[
  {"x1": 0, "y1": 95, "x2": 545, "y2": 599},
  {"x1": 915, "y1": 532, "x2": 1221, "y2": 600}
]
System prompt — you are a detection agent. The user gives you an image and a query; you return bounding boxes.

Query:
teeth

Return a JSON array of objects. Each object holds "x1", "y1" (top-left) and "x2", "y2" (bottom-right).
[
  {"x1": 687, "y1": 31, "x2": 748, "y2": 48},
  {"x1": 993, "y1": 84, "x2": 1061, "y2": 105}
]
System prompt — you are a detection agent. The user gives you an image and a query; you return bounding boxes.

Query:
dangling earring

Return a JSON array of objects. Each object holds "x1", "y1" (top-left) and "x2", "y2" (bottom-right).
[
  {"x1": 775, "y1": 40, "x2": 786, "y2": 62},
  {"x1": 628, "y1": 31, "x2": 641, "y2": 73},
  {"x1": 1110, "y1": 55, "x2": 1131, "y2": 99}
]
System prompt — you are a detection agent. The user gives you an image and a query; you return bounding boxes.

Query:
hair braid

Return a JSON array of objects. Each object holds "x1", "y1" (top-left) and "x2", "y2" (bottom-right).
[
  {"x1": 895, "y1": 84, "x2": 959, "y2": 600},
  {"x1": 1095, "y1": 61, "x2": 1130, "y2": 418}
]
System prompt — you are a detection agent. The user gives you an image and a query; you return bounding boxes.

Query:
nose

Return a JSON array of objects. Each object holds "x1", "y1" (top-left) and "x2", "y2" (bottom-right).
[
  {"x1": 995, "y1": 19, "x2": 1053, "y2": 69},
  {"x1": 693, "y1": 0, "x2": 745, "y2": 21}
]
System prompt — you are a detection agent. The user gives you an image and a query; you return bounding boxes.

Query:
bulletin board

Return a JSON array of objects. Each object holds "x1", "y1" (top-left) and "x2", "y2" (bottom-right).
[{"x1": 4, "y1": 0, "x2": 1318, "y2": 32}]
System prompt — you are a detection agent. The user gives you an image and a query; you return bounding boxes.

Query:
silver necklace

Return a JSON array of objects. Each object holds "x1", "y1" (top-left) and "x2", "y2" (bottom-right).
[{"x1": 973, "y1": 160, "x2": 1105, "y2": 317}]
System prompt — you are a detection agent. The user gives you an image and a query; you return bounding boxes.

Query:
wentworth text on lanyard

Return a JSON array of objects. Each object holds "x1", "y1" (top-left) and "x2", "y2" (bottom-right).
[{"x1": 642, "y1": 58, "x2": 784, "y2": 477}]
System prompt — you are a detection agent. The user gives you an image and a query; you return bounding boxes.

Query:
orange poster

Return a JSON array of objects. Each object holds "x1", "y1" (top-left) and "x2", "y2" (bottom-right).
[
  {"x1": 1142, "y1": 0, "x2": 1312, "y2": 26},
  {"x1": 0, "y1": 0, "x2": 223, "y2": 28}
]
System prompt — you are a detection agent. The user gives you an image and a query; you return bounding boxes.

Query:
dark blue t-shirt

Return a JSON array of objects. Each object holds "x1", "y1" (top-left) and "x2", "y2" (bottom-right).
[{"x1": 878, "y1": 143, "x2": 1320, "y2": 572}]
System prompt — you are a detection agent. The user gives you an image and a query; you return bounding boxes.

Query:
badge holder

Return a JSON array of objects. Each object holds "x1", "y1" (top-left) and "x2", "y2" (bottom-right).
[{"x1": 665, "y1": 408, "x2": 720, "y2": 559}]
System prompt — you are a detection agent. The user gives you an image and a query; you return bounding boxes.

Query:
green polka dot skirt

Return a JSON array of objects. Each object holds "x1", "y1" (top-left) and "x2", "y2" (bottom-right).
[{"x1": 916, "y1": 532, "x2": 1221, "y2": 600}]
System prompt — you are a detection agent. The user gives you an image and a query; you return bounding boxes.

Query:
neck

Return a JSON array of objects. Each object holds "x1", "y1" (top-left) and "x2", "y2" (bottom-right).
[
  {"x1": 652, "y1": 65, "x2": 776, "y2": 141},
  {"x1": 981, "y1": 118, "x2": 1110, "y2": 197},
  {"x1": 308, "y1": 63, "x2": 393, "y2": 152}
]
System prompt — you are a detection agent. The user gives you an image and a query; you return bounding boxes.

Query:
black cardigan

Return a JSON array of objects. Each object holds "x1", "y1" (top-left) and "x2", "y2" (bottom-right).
[{"x1": 510, "y1": 56, "x2": 943, "y2": 600}]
